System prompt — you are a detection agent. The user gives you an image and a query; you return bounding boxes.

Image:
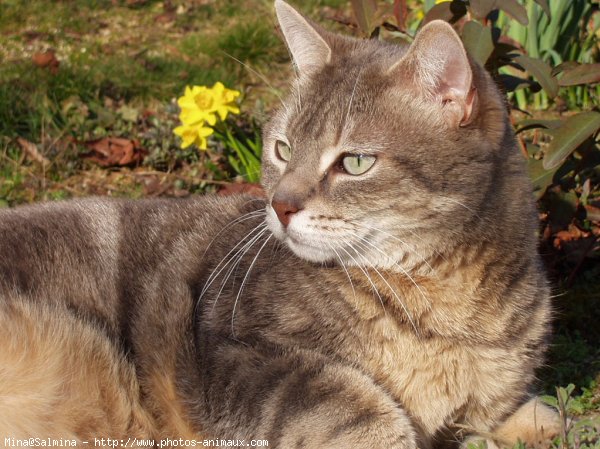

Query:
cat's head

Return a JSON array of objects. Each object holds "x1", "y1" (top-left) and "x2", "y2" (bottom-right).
[{"x1": 262, "y1": 0, "x2": 510, "y2": 270}]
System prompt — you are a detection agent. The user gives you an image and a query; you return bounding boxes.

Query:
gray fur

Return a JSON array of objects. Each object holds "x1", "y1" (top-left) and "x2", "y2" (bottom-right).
[{"x1": 0, "y1": 2, "x2": 555, "y2": 447}]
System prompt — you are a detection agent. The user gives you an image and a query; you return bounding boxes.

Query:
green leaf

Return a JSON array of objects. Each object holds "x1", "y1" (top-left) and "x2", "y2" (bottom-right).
[
  {"x1": 516, "y1": 118, "x2": 562, "y2": 134},
  {"x1": 528, "y1": 157, "x2": 555, "y2": 199},
  {"x1": 461, "y1": 21, "x2": 494, "y2": 66},
  {"x1": 534, "y1": 0, "x2": 551, "y2": 19},
  {"x1": 498, "y1": 74, "x2": 539, "y2": 93},
  {"x1": 469, "y1": 0, "x2": 527, "y2": 25},
  {"x1": 351, "y1": 0, "x2": 377, "y2": 36},
  {"x1": 420, "y1": 0, "x2": 467, "y2": 26},
  {"x1": 469, "y1": 0, "x2": 496, "y2": 20},
  {"x1": 514, "y1": 54, "x2": 559, "y2": 98},
  {"x1": 558, "y1": 63, "x2": 600, "y2": 86},
  {"x1": 117, "y1": 105, "x2": 139, "y2": 123},
  {"x1": 540, "y1": 394, "x2": 559, "y2": 410},
  {"x1": 496, "y1": 0, "x2": 528, "y2": 26},
  {"x1": 551, "y1": 61, "x2": 580, "y2": 77},
  {"x1": 543, "y1": 112, "x2": 600, "y2": 170}
]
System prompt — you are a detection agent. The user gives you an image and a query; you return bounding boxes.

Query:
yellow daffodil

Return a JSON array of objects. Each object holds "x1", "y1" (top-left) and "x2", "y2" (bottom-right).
[
  {"x1": 173, "y1": 82, "x2": 241, "y2": 150},
  {"x1": 173, "y1": 123, "x2": 214, "y2": 150},
  {"x1": 210, "y1": 81, "x2": 241, "y2": 120}
]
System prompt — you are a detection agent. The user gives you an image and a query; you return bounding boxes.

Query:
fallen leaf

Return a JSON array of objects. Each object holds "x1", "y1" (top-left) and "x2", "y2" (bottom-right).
[
  {"x1": 218, "y1": 183, "x2": 265, "y2": 197},
  {"x1": 585, "y1": 205, "x2": 600, "y2": 223},
  {"x1": 155, "y1": 12, "x2": 176, "y2": 24},
  {"x1": 83, "y1": 137, "x2": 146, "y2": 167},
  {"x1": 32, "y1": 50, "x2": 59, "y2": 74},
  {"x1": 553, "y1": 224, "x2": 589, "y2": 250},
  {"x1": 16, "y1": 137, "x2": 50, "y2": 166}
]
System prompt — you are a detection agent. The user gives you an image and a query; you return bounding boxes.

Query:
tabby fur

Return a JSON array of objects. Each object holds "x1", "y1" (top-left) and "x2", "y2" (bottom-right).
[{"x1": 0, "y1": 1, "x2": 558, "y2": 447}]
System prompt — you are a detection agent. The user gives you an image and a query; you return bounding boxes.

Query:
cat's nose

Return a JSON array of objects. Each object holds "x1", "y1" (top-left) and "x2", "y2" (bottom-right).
[{"x1": 271, "y1": 199, "x2": 301, "y2": 227}]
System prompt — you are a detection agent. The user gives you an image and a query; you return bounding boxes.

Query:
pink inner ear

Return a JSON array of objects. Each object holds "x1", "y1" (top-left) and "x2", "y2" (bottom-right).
[
  {"x1": 409, "y1": 21, "x2": 474, "y2": 125},
  {"x1": 460, "y1": 87, "x2": 477, "y2": 126},
  {"x1": 439, "y1": 60, "x2": 471, "y2": 100}
]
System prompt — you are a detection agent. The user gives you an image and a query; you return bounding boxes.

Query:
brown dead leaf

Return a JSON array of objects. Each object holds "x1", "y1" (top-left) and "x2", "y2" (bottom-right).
[
  {"x1": 553, "y1": 224, "x2": 589, "y2": 250},
  {"x1": 155, "y1": 12, "x2": 176, "y2": 24},
  {"x1": 218, "y1": 183, "x2": 265, "y2": 197},
  {"x1": 585, "y1": 204, "x2": 600, "y2": 223},
  {"x1": 83, "y1": 137, "x2": 146, "y2": 167},
  {"x1": 32, "y1": 50, "x2": 59, "y2": 74},
  {"x1": 16, "y1": 137, "x2": 50, "y2": 166}
]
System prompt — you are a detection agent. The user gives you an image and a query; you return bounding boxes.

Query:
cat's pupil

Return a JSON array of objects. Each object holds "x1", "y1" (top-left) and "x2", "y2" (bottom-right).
[
  {"x1": 276, "y1": 140, "x2": 291, "y2": 162},
  {"x1": 341, "y1": 154, "x2": 376, "y2": 175}
]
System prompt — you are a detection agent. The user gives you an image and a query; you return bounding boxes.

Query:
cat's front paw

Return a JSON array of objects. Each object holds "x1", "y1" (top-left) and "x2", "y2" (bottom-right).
[
  {"x1": 273, "y1": 366, "x2": 417, "y2": 449},
  {"x1": 493, "y1": 397, "x2": 562, "y2": 448},
  {"x1": 278, "y1": 403, "x2": 416, "y2": 449},
  {"x1": 462, "y1": 397, "x2": 562, "y2": 449}
]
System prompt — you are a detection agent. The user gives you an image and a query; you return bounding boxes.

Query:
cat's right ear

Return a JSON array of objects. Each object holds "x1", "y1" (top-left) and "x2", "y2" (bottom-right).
[
  {"x1": 390, "y1": 20, "x2": 477, "y2": 127},
  {"x1": 274, "y1": 0, "x2": 331, "y2": 76}
]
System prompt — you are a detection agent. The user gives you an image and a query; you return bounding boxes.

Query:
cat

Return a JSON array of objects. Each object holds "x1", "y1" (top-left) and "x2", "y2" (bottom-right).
[{"x1": 0, "y1": 1, "x2": 560, "y2": 447}]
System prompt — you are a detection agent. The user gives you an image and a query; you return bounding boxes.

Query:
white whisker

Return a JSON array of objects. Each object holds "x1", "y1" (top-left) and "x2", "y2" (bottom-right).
[
  {"x1": 212, "y1": 226, "x2": 269, "y2": 312},
  {"x1": 338, "y1": 244, "x2": 387, "y2": 315},
  {"x1": 200, "y1": 210, "x2": 266, "y2": 261},
  {"x1": 342, "y1": 68, "x2": 363, "y2": 135},
  {"x1": 220, "y1": 50, "x2": 290, "y2": 115},
  {"x1": 327, "y1": 243, "x2": 357, "y2": 306},
  {"x1": 231, "y1": 234, "x2": 273, "y2": 337},
  {"x1": 197, "y1": 221, "x2": 266, "y2": 307},
  {"x1": 355, "y1": 223, "x2": 437, "y2": 272},
  {"x1": 445, "y1": 197, "x2": 484, "y2": 221},
  {"x1": 347, "y1": 240, "x2": 419, "y2": 336}
]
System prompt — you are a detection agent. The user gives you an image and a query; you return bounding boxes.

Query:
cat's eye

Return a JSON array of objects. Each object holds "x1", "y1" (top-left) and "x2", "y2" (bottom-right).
[
  {"x1": 275, "y1": 140, "x2": 292, "y2": 162},
  {"x1": 340, "y1": 154, "x2": 376, "y2": 175}
]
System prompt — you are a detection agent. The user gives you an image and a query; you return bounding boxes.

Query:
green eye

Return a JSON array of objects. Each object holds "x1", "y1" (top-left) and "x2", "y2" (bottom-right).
[
  {"x1": 276, "y1": 140, "x2": 291, "y2": 162},
  {"x1": 341, "y1": 154, "x2": 376, "y2": 175}
]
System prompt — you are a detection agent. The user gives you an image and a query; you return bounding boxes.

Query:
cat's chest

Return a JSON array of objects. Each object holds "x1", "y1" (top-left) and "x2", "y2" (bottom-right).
[{"x1": 344, "y1": 293, "x2": 507, "y2": 438}]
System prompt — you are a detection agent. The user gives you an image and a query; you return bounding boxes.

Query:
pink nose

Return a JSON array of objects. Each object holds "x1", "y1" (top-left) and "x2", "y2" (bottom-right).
[{"x1": 271, "y1": 200, "x2": 300, "y2": 227}]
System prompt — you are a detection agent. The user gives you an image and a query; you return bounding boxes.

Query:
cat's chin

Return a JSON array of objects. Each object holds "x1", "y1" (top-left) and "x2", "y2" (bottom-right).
[{"x1": 284, "y1": 236, "x2": 335, "y2": 264}]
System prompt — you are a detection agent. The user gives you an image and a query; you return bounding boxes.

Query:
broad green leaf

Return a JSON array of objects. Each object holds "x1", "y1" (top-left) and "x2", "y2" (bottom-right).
[
  {"x1": 351, "y1": 0, "x2": 377, "y2": 36},
  {"x1": 461, "y1": 21, "x2": 494, "y2": 66},
  {"x1": 498, "y1": 74, "x2": 538, "y2": 93},
  {"x1": 527, "y1": 157, "x2": 555, "y2": 199},
  {"x1": 558, "y1": 63, "x2": 600, "y2": 86},
  {"x1": 420, "y1": 0, "x2": 467, "y2": 26},
  {"x1": 514, "y1": 55, "x2": 558, "y2": 98},
  {"x1": 496, "y1": 0, "x2": 528, "y2": 25},
  {"x1": 540, "y1": 394, "x2": 559, "y2": 409},
  {"x1": 469, "y1": 0, "x2": 496, "y2": 20},
  {"x1": 547, "y1": 190, "x2": 578, "y2": 228},
  {"x1": 543, "y1": 112, "x2": 600, "y2": 170},
  {"x1": 515, "y1": 118, "x2": 562, "y2": 134},
  {"x1": 551, "y1": 61, "x2": 579, "y2": 77},
  {"x1": 533, "y1": 0, "x2": 551, "y2": 19},
  {"x1": 469, "y1": 0, "x2": 527, "y2": 24}
]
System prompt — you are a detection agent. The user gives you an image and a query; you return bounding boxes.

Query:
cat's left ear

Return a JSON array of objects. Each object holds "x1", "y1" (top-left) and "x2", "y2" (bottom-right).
[
  {"x1": 391, "y1": 20, "x2": 477, "y2": 127},
  {"x1": 274, "y1": 0, "x2": 332, "y2": 77}
]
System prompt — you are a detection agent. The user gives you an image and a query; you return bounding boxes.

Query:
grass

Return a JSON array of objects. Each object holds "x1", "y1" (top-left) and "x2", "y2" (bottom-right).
[{"x1": 0, "y1": 0, "x2": 599, "y2": 442}]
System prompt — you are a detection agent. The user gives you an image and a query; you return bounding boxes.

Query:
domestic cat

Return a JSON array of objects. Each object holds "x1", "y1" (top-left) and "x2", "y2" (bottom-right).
[{"x1": 0, "y1": 1, "x2": 559, "y2": 447}]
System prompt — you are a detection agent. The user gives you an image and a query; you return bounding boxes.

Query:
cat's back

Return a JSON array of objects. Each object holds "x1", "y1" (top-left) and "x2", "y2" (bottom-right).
[{"x1": 0, "y1": 194, "x2": 265, "y2": 332}]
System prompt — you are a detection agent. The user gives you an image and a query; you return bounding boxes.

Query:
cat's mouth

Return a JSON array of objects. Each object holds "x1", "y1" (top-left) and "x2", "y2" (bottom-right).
[
  {"x1": 265, "y1": 206, "x2": 338, "y2": 263},
  {"x1": 283, "y1": 231, "x2": 336, "y2": 263}
]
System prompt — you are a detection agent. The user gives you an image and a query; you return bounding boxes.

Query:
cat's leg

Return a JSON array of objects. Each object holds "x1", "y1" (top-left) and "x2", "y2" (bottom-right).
[
  {"x1": 492, "y1": 398, "x2": 561, "y2": 447},
  {"x1": 203, "y1": 349, "x2": 416, "y2": 449},
  {"x1": 0, "y1": 296, "x2": 154, "y2": 440},
  {"x1": 462, "y1": 398, "x2": 561, "y2": 449}
]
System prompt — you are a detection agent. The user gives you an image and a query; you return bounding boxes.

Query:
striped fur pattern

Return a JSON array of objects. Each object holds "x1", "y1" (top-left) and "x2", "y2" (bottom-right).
[{"x1": 0, "y1": 1, "x2": 558, "y2": 447}]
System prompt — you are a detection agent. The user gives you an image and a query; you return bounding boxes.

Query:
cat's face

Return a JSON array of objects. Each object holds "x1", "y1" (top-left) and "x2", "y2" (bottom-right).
[{"x1": 263, "y1": 0, "x2": 506, "y2": 270}]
